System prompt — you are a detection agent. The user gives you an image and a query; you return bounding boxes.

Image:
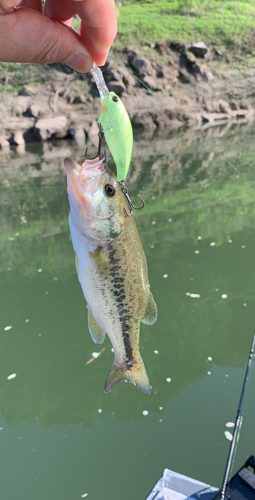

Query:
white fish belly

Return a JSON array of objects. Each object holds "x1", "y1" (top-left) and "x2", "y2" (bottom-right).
[{"x1": 69, "y1": 215, "x2": 127, "y2": 357}]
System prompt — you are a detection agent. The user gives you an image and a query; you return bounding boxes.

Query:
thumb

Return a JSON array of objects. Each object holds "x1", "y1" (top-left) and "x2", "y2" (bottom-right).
[{"x1": 0, "y1": 7, "x2": 93, "y2": 72}]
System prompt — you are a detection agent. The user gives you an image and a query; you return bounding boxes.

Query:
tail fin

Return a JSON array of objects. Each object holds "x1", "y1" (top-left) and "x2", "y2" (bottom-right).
[{"x1": 104, "y1": 357, "x2": 151, "y2": 395}]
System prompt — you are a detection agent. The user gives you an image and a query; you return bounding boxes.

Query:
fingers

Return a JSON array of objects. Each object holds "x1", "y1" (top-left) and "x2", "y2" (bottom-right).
[
  {"x1": 44, "y1": 0, "x2": 76, "y2": 21},
  {"x1": 45, "y1": 0, "x2": 117, "y2": 66},
  {"x1": 78, "y1": 0, "x2": 117, "y2": 66},
  {"x1": 18, "y1": 0, "x2": 43, "y2": 12},
  {"x1": 0, "y1": 0, "x2": 117, "y2": 71},
  {"x1": 0, "y1": 0, "x2": 20, "y2": 14},
  {"x1": 0, "y1": 8, "x2": 93, "y2": 72}
]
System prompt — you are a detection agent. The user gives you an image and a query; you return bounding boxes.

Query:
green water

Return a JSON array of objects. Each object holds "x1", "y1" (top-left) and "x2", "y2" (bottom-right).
[{"x1": 0, "y1": 122, "x2": 255, "y2": 500}]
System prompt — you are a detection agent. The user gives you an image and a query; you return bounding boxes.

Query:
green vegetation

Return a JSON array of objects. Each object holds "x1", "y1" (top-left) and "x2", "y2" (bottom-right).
[
  {"x1": 0, "y1": 62, "x2": 59, "y2": 95},
  {"x1": 115, "y1": 0, "x2": 255, "y2": 49}
]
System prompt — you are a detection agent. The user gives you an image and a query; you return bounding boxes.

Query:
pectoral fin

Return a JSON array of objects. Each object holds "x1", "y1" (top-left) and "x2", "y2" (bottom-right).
[
  {"x1": 142, "y1": 291, "x2": 158, "y2": 325},
  {"x1": 90, "y1": 250, "x2": 110, "y2": 278},
  {"x1": 88, "y1": 309, "x2": 106, "y2": 344},
  {"x1": 104, "y1": 356, "x2": 151, "y2": 394}
]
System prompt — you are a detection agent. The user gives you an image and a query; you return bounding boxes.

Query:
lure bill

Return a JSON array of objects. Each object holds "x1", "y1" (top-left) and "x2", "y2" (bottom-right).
[
  {"x1": 91, "y1": 63, "x2": 133, "y2": 182},
  {"x1": 64, "y1": 154, "x2": 157, "y2": 394}
]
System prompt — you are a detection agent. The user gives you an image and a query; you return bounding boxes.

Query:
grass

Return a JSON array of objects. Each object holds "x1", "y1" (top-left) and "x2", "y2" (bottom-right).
[
  {"x1": 115, "y1": 0, "x2": 255, "y2": 49},
  {"x1": 1, "y1": 0, "x2": 255, "y2": 95}
]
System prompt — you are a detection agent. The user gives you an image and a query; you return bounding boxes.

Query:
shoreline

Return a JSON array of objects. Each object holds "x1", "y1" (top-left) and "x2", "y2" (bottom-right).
[{"x1": 1, "y1": 41, "x2": 254, "y2": 149}]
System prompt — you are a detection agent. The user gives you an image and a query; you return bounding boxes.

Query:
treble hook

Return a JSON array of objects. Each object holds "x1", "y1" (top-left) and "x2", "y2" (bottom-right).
[
  {"x1": 85, "y1": 124, "x2": 105, "y2": 160},
  {"x1": 119, "y1": 181, "x2": 145, "y2": 217}
]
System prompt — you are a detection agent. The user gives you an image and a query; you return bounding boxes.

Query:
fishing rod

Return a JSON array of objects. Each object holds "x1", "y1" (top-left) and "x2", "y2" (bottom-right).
[{"x1": 220, "y1": 329, "x2": 255, "y2": 500}]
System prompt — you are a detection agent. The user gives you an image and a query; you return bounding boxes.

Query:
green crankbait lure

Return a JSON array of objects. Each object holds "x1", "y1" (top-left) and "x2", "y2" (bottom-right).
[{"x1": 91, "y1": 63, "x2": 133, "y2": 182}]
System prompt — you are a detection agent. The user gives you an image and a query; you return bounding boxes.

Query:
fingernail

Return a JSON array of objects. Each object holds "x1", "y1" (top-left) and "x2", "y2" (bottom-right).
[{"x1": 64, "y1": 52, "x2": 93, "y2": 73}]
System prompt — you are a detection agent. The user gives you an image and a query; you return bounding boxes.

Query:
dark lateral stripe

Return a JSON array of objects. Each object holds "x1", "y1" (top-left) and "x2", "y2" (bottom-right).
[{"x1": 108, "y1": 245, "x2": 134, "y2": 367}]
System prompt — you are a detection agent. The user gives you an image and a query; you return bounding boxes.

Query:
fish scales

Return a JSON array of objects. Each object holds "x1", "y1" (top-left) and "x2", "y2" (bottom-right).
[
  {"x1": 82, "y1": 214, "x2": 149, "y2": 368},
  {"x1": 64, "y1": 156, "x2": 157, "y2": 394}
]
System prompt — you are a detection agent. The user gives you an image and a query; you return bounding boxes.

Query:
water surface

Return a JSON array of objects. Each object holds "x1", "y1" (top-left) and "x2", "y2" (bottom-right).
[{"x1": 0, "y1": 122, "x2": 255, "y2": 499}]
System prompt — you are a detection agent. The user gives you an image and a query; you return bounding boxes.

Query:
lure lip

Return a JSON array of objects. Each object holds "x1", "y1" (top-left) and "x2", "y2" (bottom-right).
[{"x1": 91, "y1": 62, "x2": 110, "y2": 100}]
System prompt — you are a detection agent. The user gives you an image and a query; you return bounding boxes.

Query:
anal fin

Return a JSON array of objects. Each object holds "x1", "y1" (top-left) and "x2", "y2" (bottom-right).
[
  {"x1": 142, "y1": 291, "x2": 157, "y2": 325},
  {"x1": 75, "y1": 253, "x2": 79, "y2": 276},
  {"x1": 88, "y1": 309, "x2": 106, "y2": 344}
]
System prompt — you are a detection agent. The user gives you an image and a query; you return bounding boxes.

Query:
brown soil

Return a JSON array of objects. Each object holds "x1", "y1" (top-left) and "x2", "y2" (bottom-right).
[{"x1": 0, "y1": 41, "x2": 255, "y2": 148}]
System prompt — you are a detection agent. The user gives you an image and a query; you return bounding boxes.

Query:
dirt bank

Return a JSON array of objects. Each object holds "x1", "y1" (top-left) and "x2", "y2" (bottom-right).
[{"x1": 0, "y1": 41, "x2": 254, "y2": 149}]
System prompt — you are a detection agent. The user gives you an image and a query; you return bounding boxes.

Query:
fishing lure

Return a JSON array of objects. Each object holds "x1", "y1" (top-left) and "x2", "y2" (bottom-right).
[{"x1": 91, "y1": 63, "x2": 133, "y2": 182}]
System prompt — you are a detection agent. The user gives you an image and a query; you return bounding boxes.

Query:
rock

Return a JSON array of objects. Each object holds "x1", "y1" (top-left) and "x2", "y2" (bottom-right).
[
  {"x1": 170, "y1": 41, "x2": 187, "y2": 53},
  {"x1": 214, "y1": 48, "x2": 223, "y2": 57},
  {"x1": 179, "y1": 69, "x2": 194, "y2": 84},
  {"x1": 200, "y1": 68, "x2": 214, "y2": 81},
  {"x1": 179, "y1": 53, "x2": 200, "y2": 80},
  {"x1": 67, "y1": 92, "x2": 75, "y2": 104},
  {"x1": 0, "y1": 76, "x2": 8, "y2": 85},
  {"x1": 240, "y1": 101, "x2": 252, "y2": 110},
  {"x1": 204, "y1": 100, "x2": 230, "y2": 114},
  {"x1": 2, "y1": 117, "x2": 34, "y2": 134},
  {"x1": 130, "y1": 57, "x2": 152, "y2": 75},
  {"x1": 0, "y1": 139, "x2": 10, "y2": 149},
  {"x1": 132, "y1": 111, "x2": 157, "y2": 130},
  {"x1": 76, "y1": 94, "x2": 87, "y2": 104},
  {"x1": 9, "y1": 131, "x2": 25, "y2": 146},
  {"x1": 87, "y1": 120, "x2": 99, "y2": 140},
  {"x1": 184, "y1": 51, "x2": 197, "y2": 66},
  {"x1": 107, "y1": 81, "x2": 126, "y2": 96},
  {"x1": 107, "y1": 69, "x2": 123, "y2": 82},
  {"x1": 26, "y1": 104, "x2": 43, "y2": 118},
  {"x1": 33, "y1": 115, "x2": 68, "y2": 141},
  {"x1": 69, "y1": 127, "x2": 86, "y2": 146},
  {"x1": 132, "y1": 109, "x2": 178, "y2": 130},
  {"x1": 142, "y1": 76, "x2": 162, "y2": 91},
  {"x1": 116, "y1": 66, "x2": 137, "y2": 88},
  {"x1": 201, "y1": 112, "x2": 230, "y2": 123},
  {"x1": 218, "y1": 100, "x2": 231, "y2": 113},
  {"x1": 18, "y1": 85, "x2": 36, "y2": 96},
  {"x1": 23, "y1": 128, "x2": 37, "y2": 143},
  {"x1": 68, "y1": 94, "x2": 87, "y2": 104},
  {"x1": 11, "y1": 96, "x2": 31, "y2": 116},
  {"x1": 154, "y1": 41, "x2": 172, "y2": 56},
  {"x1": 188, "y1": 42, "x2": 208, "y2": 58},
  {"x1": 230, "y1": 101, "x2": 239, "y2": 110}
]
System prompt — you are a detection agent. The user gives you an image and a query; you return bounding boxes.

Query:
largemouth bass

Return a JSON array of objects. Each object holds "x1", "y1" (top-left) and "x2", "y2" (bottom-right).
[{"x1": 64, "y1": 155, "x2": 157, "y2": 394}]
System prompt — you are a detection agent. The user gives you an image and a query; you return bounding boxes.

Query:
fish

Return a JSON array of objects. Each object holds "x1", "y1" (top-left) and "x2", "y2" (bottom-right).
[
  {"x1": 64, "y1": 155, "x2": 157, "y2": 394},
  {"x1": 91, "y1": 63, "x2": 133, "y2": 182}
]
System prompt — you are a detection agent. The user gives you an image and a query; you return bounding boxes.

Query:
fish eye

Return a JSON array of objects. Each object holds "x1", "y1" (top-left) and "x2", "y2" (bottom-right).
[
  {"x1": 111, "y1": 95, "x2": 119, "y2": 103},
  {"x1": 105, "y1": 184, "x2": 116, "y2": 197}
]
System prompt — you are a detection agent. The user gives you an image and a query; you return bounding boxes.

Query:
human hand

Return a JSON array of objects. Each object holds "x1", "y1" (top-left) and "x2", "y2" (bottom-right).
[{"x1": 0, "y1": 0, "x2": 117, "y2": 72}]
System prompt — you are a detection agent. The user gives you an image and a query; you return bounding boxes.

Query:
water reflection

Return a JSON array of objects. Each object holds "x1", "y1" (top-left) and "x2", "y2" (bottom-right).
[{"x1": 0, "y1": 122, "x2": 255, "y2": 496}]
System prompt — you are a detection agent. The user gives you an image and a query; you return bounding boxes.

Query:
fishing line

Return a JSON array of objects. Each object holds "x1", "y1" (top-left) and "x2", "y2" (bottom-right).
[
  {"x1": 109, "y1": 51, "x2": 190, "y2": 128},
  {"x1": 109, "y1": 51, "x2": 243, "y2": 177}
]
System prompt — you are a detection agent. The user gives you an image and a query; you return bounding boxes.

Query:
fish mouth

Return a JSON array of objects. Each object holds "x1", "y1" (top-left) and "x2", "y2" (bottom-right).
[
  {"x1": 64, "y1": 156, "x2": 107, "y2": 183},
  {"x1": 64, "y1": 156, "x2": 108, "y2": 212}
]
